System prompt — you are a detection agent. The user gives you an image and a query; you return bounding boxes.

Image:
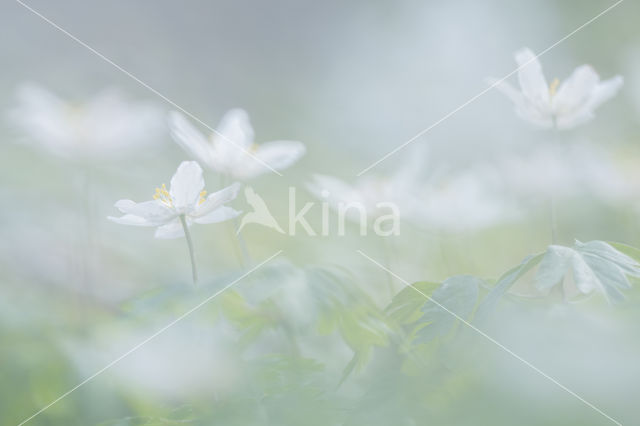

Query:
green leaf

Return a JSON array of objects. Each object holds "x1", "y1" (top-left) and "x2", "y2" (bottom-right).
[
  {"x1": 385, "y1": 281, "x2": 440, "y2": 325},
  {"x1": 532, "y1": 246, "x2": 573, "y2": 291},
  {"x1": 544, "y1": 241, "x2": 640, "y2": 302},
  {"x1": 608, "y1": 241, "x2": 640, "y2": 264},
  {"x1": 475, "y1": 253, "x2": 543, "y2": 321},
  {"x1": 476, "y1": 241, "x2": 640, "y2": 310},
  {"x1": 306, "y1": 267, "x2": 391, "y2": 382},
  {"x1": 219, "y1": 290, "x2": 278, "y2": 348},
  {"x1": 578, "y1": 240, "x2": 640, "y2": 277},
  {"x1": 414, "y1": 275, "x2": 482, "y2": 344}
]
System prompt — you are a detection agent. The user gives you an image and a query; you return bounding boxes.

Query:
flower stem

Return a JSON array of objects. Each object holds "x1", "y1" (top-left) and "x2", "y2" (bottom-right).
[
  {"x1": 179, "y1": 214, "x2": 198, "y2": 284},
  {"x1": 221, "y1": 173, "x2": 251, "y2": 268},
  {"x1": 381, "y1": 237, "x2": 396, "y2": 300},
  {"x1": 235, "y1": 218, "x2": 252, "y2": 268},
  {"x1": 550, "y1": 197, "x2": 558, "y2": 245}
]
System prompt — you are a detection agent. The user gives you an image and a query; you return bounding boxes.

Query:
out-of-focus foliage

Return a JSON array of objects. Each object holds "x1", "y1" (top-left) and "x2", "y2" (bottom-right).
[{"x1": 4, "y1": 0, "x2": 640, "y2": 425}]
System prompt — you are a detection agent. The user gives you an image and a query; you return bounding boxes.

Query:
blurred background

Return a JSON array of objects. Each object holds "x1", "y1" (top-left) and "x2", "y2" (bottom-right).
[{"x1": 2, "y1": 0, "x2": 640, "y2": 424}]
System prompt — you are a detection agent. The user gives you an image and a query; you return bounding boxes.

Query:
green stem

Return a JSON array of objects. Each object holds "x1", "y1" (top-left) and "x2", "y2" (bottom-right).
[
  {"x1": 550, "y1": 197, "x2": 558, "y2": 245},
  {"x1": 235, "y1": 218, "x2": 252, "y2": 268},
  {"x1": 179, "y1": 214, "x2": 198, "y2": 284},
  {"x1": 221, "y1": 173, "x2": 251, "y2": 268},
  {"x1": 381, "y1": 236, "x2": 396, "y2": 301}
]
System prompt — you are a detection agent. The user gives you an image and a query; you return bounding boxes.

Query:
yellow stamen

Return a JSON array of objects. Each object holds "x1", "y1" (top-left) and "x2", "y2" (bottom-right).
[
  {"x1": 549, "y1": 78, "x2": 560, "y2": 97},
  {"x1": 198, "y1": 190, "x2": 207, "y2": 205},
  {"x1": 153, "y1": 183, "x2": 173, "y2": 207}
]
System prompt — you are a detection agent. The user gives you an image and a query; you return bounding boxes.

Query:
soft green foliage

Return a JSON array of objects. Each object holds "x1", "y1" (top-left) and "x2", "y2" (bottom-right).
[
  {"x1": 7, "y1": 240, "x2": 639, "y2": 425},
  {"x1": 387, "y1": 276, "x2": 484, "y2": 345},
  {"x1": 5, "y1": 1, "x2": 640, "y2": 425},
  {"x1": 534, "y1": 240, "x2": 640, "y2": 302}
]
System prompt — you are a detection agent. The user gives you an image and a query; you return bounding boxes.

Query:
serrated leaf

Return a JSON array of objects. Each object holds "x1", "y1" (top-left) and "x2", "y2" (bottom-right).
[
  {"x1": 578, "y1": 240, "x2": 640, "y2": 277},
  {"x1": 608, "y1": 241, "x2": 640, "y2": 264},
  {"x1": 533, "y1": 246, "x2": 573, "y2": 291},
  {"x1": 414, "y1": 275, "x2": 481, "y2": 344},
  {"x1": 305, "y1": 267, "x2": 391, "y2": 383},
  {"x1": 532, "y1": 240, "x2": 639, "y2": 303},
  {"x1": 385, "y1": 281, "x2": 440, "y2": 324},
  {"x1": 475, "y1": 253, "x2": 543, "y2": 322}
]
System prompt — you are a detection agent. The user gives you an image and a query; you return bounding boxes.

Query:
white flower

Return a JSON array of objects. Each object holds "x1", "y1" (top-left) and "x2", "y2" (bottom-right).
[
  {"x1": 308, "y1": 174, "x2": 405, "y2": 221},
  {"x1": 496, "y1": 143, "x2": 631, "y2": 202},
  {"x1": 410, "y1": 168, "x2": 515, "y2": 231},
  {"x1": 108, "y1": 161, "x2": 241, "y2": 239},
  {"x1": 490, "y1": 47, "x2": 623, "y2": 129},
  {"x1": 8, "y1": 83, "x2": 164, "y2": 159},
  {"x1": 169, "y1": 109, "x2": 305, "y2": 180},
  {"x1": 309, "y1": 150, "x2": 513, "y2": 232}
]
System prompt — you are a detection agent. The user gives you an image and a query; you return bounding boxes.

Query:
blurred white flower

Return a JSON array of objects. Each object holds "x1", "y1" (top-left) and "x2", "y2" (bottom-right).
[
  {"x1": 490, "y1": 47, "x2": 623, "y2": 129},
  {"x1": 109, "y1": 161, "x2": 241, "y2": 239},
  {"x1": 409, "y1": 168, "x2": 515, "y2": 231},
  {"x1": 496, "y1": 143, "x2": 631, "y2": 202},
  {"x1": 169, "y1": 109, "x2": 305, "y2": 180},
  {"x1": 64, "y1": 321, "x2": 241, "y2": 400},
  {"x1": 309, "y1": 151, "x2": 513, "y2": 232},
  {"x1": 308, "y1": 174, "x2": 404, "y2": 221},
  {"x1": 308, "y1": 151, "x2": 423, "y2": 223},
  {"x1": 8, "y1": 83, "x2": 164, "y2": 159}
]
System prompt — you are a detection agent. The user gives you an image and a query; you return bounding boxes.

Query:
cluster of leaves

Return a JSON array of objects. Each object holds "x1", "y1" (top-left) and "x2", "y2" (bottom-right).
[
  {"x1": 202, "y1": 240, "x2": 640, "y2": 423},
  {"x1": 38, "y1": 240, "x2": 640, "y2": 425}
]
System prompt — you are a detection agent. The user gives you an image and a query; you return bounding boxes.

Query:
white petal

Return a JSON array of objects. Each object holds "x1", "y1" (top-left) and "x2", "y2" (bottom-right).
[
  {"x1": 553, "y1": 65, "x2": 600, "y2": 114},
  {"x1": 168, "y1": 111, "x2": 216, "y2": 167},
  {"x1": 83, "y1": 89, "x2": 164, "y2": 154},
  {"x1": 113, "y1": 199, "x2": 175, "y2": 225},
  {"x1": 9, "y1": 83, "x2": 74, "y2": 156},
  {"x1": 108, "y1": 214, "x2": 156, "y2": 226},
  {"x1": 515, "y1": 106, "x2": 554, "y2": 128},
  {"x1": 586, "y1": 75, "x2": 623, "y2": 110},
  {"x1": 555, "y1": 75, "x2": 623, "y2": 130},
  {"x1": 235, "y1": 140, "x2": 306, "y2": 180},
  {"x1": 307, "y1": 174, "x2": 365, "y2": 207},
  {"x1": 209, "y1": 109, "x2": 257, "y2": 175},
  {"x1": 489, "y1": 78, "x2": 524, "y2": 105},
  {"x1": 193, "y1": 182, "x2": 241, "y2": 218},
  {"x1": 489, "y1": 78, "x2": 553, "y2": 128},
  {"x1": 193, "y1": 206, "x2": 241, "y2": 224},
  {"x1": 515, "y1": 48, "x2": 549, "y2": 105},
  {"x1": 213, "y1": 108, "x2": 254, "y2": 149},
  {"x1": 555, "y1": 109, "x2": 595, "y2": 130},
  {"x1": 169, "y1": 161, "x2": 204, "y2": 209},
  {"x1": 154, "y1": 218, "x2": 187, "y2": 239}
]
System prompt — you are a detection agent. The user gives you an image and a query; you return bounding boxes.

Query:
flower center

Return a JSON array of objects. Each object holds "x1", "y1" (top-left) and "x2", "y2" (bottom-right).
[
  {"x1": 198, "y1": 190, "x2": 207, "y2": 205},
  {"x1": 549, "y1": 78, "x2": 560, "y2": 97},
  {"x1": 153, "y1": 183, "x2": 173, "y2": 207}
]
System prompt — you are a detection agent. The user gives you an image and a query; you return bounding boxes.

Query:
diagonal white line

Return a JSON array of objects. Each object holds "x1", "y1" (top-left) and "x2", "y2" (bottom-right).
[
  {"x1": 13, "y1": 0, "x2": 283, "y2": 177},
  {"x1": 356, "y1": 249, "x2": 621, "y2": 426},
  {"x1": 356, "y1": 0, "x2": 624, "y2": 176},
  {"x1": 17, "y1": 251, "x2": 282, "y2": 426}
]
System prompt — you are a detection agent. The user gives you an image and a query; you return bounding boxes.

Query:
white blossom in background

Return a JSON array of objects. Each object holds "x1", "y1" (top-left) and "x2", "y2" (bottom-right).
[
  {"x1": 109, "y1": 161, "x2": 241, "y2": 239},
  {"x1": 490, "y1": 47, "x2": 623, "y2": 129},
  {"x1": 308, "y1": 174, "x2": 405, "y2": 222},
  {"x1": 309, "y1": 150, "x2": 514, "y2": 232},
  {"x1": 408, "y1": 167, "x2": 516, "y2": 232},
  {"x1": 169, "y1": 109, "x2": 305, "y2": 180},
  {"x1": 496, "y1": 143, "x2": 632, "y2": 202},
  {"x1": 8, "y1": 83, "x2": 164, "y2": 159},
  {"x1": 64, "y1": 321, "x2": 241, "y2": 400},
  {"x1": 307, "y1": 150, "x2": 424, "y2": 224}
]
